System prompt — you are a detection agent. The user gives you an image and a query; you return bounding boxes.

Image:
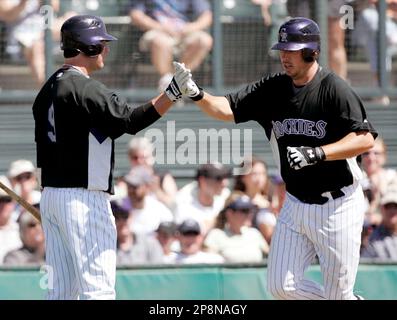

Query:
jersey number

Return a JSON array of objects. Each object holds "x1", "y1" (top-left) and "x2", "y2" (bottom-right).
[{"x1": 48, "y1": 104, "x2": 56, "y2": 142}]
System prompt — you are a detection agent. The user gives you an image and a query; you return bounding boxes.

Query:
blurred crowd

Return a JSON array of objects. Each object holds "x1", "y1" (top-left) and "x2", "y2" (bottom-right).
[
  {"x1": 1, "y1": 1, "x2": 397, "y2": 103},
  {"x1": 1, "y1": 135, "x2": 397, "y2": 267}
]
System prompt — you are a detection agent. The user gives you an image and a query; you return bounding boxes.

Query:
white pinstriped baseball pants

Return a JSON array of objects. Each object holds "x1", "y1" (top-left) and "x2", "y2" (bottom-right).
[
  {"x1": 40, "y1": 187, "x2": 117, "y2": 300},
  {"x1": 267, "y1": 182, "x2": 365, "y2": 300}
]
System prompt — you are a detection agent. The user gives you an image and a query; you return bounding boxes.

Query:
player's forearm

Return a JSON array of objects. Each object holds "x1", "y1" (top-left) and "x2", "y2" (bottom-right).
[
  {"x1": 152, "y1": 93, "x2": 173, "y2": 116},
  {"x1": 322, "y1": 131, "x2": 375, "y2": 161},
  {"x1": 196, "y1": 93, "x2": 234, "y2": 122},
  {"x1": 128, "y1": 94, "x2": 172, "y2": 135}
]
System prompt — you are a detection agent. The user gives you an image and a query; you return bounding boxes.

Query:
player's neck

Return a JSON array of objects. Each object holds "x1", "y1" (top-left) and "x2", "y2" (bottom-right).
[
  {"x1": 63, "y1": 59, "x2": 90, "y2": 76},
  {"x1": 292, "y1": 62, "x2": 319, "y2": 87}
]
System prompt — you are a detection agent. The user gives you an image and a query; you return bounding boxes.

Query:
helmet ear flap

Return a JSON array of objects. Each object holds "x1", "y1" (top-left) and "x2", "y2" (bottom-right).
[
  {"x1": 302, "y1": 48, "x2": 318, "y2": 63},
  {"x1": 81, "y1": 43, "x2": 104, "y2": 57}
]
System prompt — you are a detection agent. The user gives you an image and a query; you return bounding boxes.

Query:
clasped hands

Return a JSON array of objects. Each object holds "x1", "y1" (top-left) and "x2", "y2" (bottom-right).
[{"x1": 165, "y1": 62, "x2": 204, "y2": 102}]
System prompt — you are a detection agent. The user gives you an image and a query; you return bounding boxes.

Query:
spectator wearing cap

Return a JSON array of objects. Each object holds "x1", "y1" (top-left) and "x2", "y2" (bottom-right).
[
  {"x1": 0, "y1": 175, "x2": 22, "y2": 264},
  {"x1": 126, "y1": 137, "x2": 178, "y2": 209},
  {"x1": 174, "y1": 163, "x2": 231, "y2": 235},
  {"x1": 155, "y1": 221, "x2": 178, "y2": 263},
  {"x1": 111, "y1": 201, "x2": 164, "y2": 266},
  {"x1": 204, "y1": 193, "x2": 269, "y2": 263},
  {"x1": 7, "y1": 159, "x2": 41, "y2": 221},
  {"x1": 3, "y1": 211, "x2": 44, "y2": 266},
  {"x1": 233, "y1": 156, "x2": 277, "y2": 243},
  {"x1": 361, "y1": 186, "x2": 397, "y2": 261},
  {"x1": 119, "y1": 165, "x2": 174, "y2": 235},
  {"x1": 171, "y1": 219, "x2": 224, "y2": 264}
]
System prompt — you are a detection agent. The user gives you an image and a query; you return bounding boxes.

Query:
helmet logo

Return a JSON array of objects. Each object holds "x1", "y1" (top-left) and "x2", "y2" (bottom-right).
[{"x1": 280, "y1": 28, "x2": 288, "y2": 43}]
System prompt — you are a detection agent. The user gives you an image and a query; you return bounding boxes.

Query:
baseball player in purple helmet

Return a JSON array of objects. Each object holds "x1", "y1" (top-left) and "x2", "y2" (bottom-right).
[
  {"x1": 170, "y1": 17, "x2": 377, "y2": 299},
  {"x1": 33, "y1": 15, "x2": 187, "y2": 300}
]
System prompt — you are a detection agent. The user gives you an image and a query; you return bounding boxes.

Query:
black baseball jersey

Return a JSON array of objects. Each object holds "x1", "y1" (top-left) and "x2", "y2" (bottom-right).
[
  {"x1": 226, "y1": 67, "x2": 378, "y2": 200},
  {"x1": 33, "y1": 66, "x2": 160, "y2": 193}
]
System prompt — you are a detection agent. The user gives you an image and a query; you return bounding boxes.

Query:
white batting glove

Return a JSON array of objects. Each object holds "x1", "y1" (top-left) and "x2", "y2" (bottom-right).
[
  {"x1": 173, "y1": 61, "x2": 204, "y2": 101},
  {"x1": 287, "y1": 146, "x2": 326, "y2": 170},
  {"x1": 164, "y1": 75, "x2": 183, "y2": 102}
]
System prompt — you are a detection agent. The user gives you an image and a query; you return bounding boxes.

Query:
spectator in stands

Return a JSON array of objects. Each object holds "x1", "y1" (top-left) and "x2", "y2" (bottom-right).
[
  {"x1": 233, "y1": 157, "x2": 270, "y2": 208},
  {"x1": 174, "y1": 163, "x2": 231, "y2": 235},
  {"x1": 112, "y1": 201, "x2": 164, "y2": 266},
  {"x1": 120, "y1": 165, "x2": 174, "y2": 235},
  {"x1": 269, "y1": 173, "x2": 286, "y2": 215},
  {"x1": 354, "y1": 0, "x2": 397, "y2": 105},
  {"x1": 7, "y1": 159, "x2": 41, "y2": 221},
  {"x1": 0, "y1": 0, "x2": 72, "y2": 85},
  {"x1": 286, "y1": 0, "x2": 348, "y2": 79},
  {"x1": 204, "y1": 194, "x2": 269, "y2": 263},
  {"x1": 233, "y1": 157, "x2": 276, "y2": 243},
  {"x1": 129, "y1": 0, "x2": 213, "y2": 92},
  {"x1": 171, "y1": 219, "x2": 224, "y2": 264},
  {"x1": 126, "y1": 137, "x2": 178, "y2": 209},
  {"x1": 3, "y1": 210, "x2": 44, "y2": 266},
  {"x1": 155, "y1": 221, "x2": 178, "y2": 263},
  {"x1": 251, "y1": 0, "x2": 272, "y2": 26},
  {"x1": 361, "y1": 186, "x2": 397, "y2": 260},
  {"x1": 0, "y1": 175, "x2": 21, "y2": 264},
  {"x1": 360, "y1": 137, "x2": 397, "y2": 226}
]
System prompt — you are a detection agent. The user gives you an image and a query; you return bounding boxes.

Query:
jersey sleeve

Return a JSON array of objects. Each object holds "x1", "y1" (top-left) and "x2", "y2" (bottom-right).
[
  {"x1": 82, "y1": 80, "x2": 159, "y2": 139},
  {"x1": 330, "y1": 76, "x2": 378, "y2": 138},
  {"x1": 225, "y1": 75, "x2": 275, "y2": 124}
]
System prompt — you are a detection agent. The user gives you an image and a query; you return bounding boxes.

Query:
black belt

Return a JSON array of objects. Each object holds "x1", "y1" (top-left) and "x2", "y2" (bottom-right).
[{"x1": 296, "y1": 189, "x2": 345, "y2": 205}]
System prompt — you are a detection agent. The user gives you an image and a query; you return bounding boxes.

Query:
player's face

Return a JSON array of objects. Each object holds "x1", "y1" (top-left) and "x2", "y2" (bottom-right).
[
  {"x1": 97, "y1": 41, "x2": 110, "y2": 68},
  {"x1": 89, "y1": 41, "x2": 110, "y2": 71},
  {"x1": 279, "y1": 50, "x2": 310, "y2": 79}
]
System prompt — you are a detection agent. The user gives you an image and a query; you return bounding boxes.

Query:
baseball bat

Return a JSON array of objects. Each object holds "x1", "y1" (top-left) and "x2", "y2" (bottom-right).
[{"x1": 0, "y1": 180, "x2": 41, "y2": 223}]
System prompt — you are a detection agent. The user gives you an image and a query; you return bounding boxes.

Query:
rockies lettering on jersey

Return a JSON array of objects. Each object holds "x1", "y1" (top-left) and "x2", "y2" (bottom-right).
[
  {"x1": 272, "y1": 118, "x2": 327, "y2": 139},
  {"x1": 226, "y1": 67, "x2": 377, "y2": 200}
]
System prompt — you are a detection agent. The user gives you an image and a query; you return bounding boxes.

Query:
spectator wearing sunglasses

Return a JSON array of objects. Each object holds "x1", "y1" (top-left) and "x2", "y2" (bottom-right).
[
  {"x1": 0, "y1": 175, "x2": 22, "y2": 264},
  {"x1": 3, "y1": 210, "x2": 44, "y2": 266},
  {"x1": 360, "y1": 137, "x2": 397, "y2": 226},
  {"x1": 174, "y1": 163, "x2": 231, "y2": 235},
  {"x1": 203, "y1": 193, "x2": 269, "y2": 263},
  {"x1": 7, "y1": 159, "x2": 41, "y2": 221}
]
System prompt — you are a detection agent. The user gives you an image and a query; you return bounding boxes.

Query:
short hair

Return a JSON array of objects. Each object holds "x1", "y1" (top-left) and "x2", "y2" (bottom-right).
[{"x1": 127, "y1": 137, "x2": 154, "y2": 166}]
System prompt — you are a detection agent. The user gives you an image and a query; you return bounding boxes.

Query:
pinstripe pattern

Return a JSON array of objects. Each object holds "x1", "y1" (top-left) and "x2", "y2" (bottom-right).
[
  {"x1": 267, "y1": 182, "x2": 365, "y2": 300},
  {"x1": 40, "y1": 187, "x2": 117, "y2": 300}
]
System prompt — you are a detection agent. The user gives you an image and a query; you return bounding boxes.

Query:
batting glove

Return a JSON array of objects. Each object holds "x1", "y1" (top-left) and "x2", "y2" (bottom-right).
[
  {"x1": 287, "y1": 146, "x2": 326, "y2": 170},
  {"x1": 164, "y1": 76, "x2": 183, "y2": 102},
  {"x1": 173, "y1": 61, "x2": 204, "y2": 101}
]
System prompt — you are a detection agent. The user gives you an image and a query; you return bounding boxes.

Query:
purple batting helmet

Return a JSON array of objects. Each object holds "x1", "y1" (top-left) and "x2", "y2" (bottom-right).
[
  {"x1": 61, "y1": 15, "x2": 117, "y2": 57},
  {"x1": 271, "y1": 17, "x2": 321, "y2": 53}
]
